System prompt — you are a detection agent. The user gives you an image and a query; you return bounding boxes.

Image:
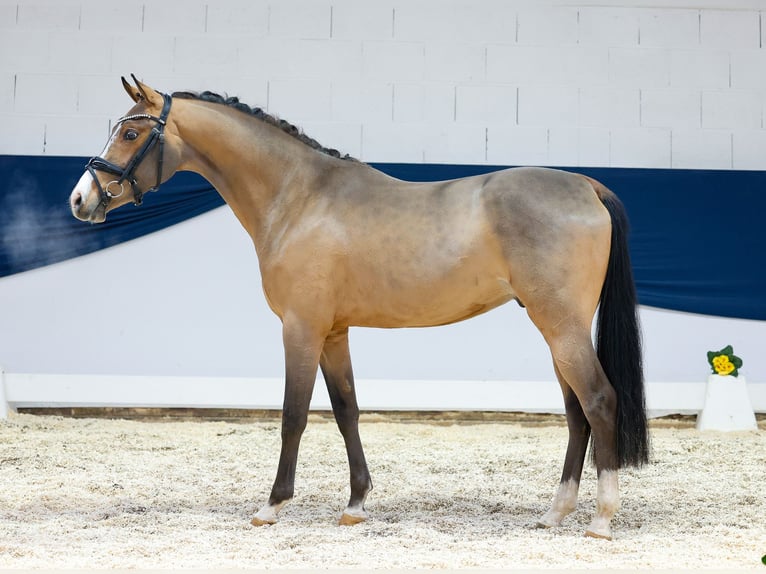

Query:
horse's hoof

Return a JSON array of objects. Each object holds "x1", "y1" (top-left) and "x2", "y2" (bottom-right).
[
  {"x1": 338, "y1": 511, "x2": 368, "y2": 526},
  {"x1": 584, "y1": 529, "x2": 612, "y2": 541},
  {"x1": 250, "y1": 516, "x2": 276, "y2": 527},
  {"x1": 535, "y1": 520, "x2": 554, "y2": 529}
]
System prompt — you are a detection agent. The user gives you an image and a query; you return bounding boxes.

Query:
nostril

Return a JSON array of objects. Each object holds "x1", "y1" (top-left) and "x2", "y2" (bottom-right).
[{"x1": 72, "y1": 191, "x2": 82, "y2": 209}]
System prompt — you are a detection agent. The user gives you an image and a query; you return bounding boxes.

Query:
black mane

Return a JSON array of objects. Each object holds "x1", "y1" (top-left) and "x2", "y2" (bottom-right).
[{"x1": 172, "y1": 90, "x2": 357, "y2": 162}]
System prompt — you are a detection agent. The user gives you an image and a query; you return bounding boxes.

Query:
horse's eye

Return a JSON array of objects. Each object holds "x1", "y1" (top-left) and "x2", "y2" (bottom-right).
[{"x1": 124, "y1": 129, "x2": 139, "y2": 141}]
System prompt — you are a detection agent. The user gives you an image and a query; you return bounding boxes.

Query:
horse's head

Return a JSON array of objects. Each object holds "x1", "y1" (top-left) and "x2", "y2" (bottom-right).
[{"x1": 70, "y1": 76, "x2": 181, "y2": 223}]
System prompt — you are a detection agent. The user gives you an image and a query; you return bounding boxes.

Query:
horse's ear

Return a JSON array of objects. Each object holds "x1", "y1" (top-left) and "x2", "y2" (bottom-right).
[
  {"x1": 131, "y1": 74, "x2": 162, "y2": 107},
  {"x1": 122, "y1": 76, "x2": 143, "y2": 103}
]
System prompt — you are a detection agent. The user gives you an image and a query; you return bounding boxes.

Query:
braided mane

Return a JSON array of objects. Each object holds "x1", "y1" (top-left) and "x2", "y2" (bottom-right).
[{"x1": 172, "y1": 90, "x2": 357, "y2": 162}]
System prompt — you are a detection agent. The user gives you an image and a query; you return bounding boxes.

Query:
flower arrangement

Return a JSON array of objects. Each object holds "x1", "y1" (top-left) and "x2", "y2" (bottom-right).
[{"x1": 707, "y1": 345, "x2": 743, "y2": 377}]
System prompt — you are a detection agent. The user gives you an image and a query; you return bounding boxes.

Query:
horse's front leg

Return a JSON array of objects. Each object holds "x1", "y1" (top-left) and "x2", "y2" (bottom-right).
[
  {"x1": 320, "y1": 328, "x2": 373, "y2": 525},
  {"x1": 251, "y1": 318, "x2": 324, "y2": 526}
]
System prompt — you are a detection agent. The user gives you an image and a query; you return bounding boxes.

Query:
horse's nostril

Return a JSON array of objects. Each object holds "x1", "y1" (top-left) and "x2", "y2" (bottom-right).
[{"x1": 72, "y1": 192, "x2": 82, "y2": 209}]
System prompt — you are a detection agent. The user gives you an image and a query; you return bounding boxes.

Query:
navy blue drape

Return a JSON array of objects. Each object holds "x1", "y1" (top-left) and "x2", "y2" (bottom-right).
[{"x1": 1, "y1": 155, "x2": 763, "y2": 320}]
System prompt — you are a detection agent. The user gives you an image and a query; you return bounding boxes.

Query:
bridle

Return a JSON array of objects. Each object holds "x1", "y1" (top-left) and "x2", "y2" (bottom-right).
[{"x1": 85, "y1": 92, "x2": 172, "y2": 209}]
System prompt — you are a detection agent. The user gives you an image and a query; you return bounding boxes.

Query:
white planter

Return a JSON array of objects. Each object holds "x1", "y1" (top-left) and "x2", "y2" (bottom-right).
[{"x1": 696, "y1": 375, "x2": 757, "y2": 432}]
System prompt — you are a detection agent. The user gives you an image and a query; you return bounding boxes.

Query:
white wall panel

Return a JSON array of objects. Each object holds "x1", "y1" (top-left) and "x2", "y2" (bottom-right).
[
  {"x1": 702, "y1": 90, "x2": 762, "y2": 130},
  {"x1": 669, "y1": 50, "x2": 730, "y2": 89},
  {"x1": 671, "y1": 129, "x2": 732, "y2": 169},
  {"x1": 578, "y1": 7, "x2": 639, "y2": 46},
  {"x1": 516, "y1": 7, "x2": 579, "y2": 45},
  {"x1": 638, "y1": 9, "x2": 699, "y2": 47},
  {"x1": 610, "y1": 127, "x2": 671, "y2": 168},
  {"x1": 640, "y1": 89, "x2": 701, "y2": 129},
  {"x1": 700, "y1": 9, "x2": 760, "y2": 49},
  {"x1": 608, "y1": 47, "x2": 670, "y2": 88},
  {"x1": 269, "y1": 1, "x2": 331, "y2": 39}
]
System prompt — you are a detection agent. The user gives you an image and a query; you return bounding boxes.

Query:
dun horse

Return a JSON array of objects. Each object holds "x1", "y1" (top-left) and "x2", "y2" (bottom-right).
[{"x1": 70, "y1": 77, "x2": 649, "y2": 539}]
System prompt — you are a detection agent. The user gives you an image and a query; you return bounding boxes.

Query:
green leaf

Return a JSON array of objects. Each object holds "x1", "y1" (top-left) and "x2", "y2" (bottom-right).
[
  {"x1": 731, "y1": 355, "x2": 743, "y2": 369},
  {"x1": 720, "y1": 345, "x2": 734, "y2": 356}
]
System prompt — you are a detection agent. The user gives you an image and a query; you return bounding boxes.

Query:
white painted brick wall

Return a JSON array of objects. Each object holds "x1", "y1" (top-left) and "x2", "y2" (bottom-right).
[{"x1": 2, "y1": 0, "x2": 766, "y2": 170}]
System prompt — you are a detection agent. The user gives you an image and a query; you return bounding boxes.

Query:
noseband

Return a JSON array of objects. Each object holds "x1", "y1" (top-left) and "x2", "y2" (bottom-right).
[{"x1": 85, "y1": 92, "x2": 172, "y2": 209}]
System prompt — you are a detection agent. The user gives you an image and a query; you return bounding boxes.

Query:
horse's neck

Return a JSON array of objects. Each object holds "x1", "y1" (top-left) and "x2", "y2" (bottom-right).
[{"x1": 174, "y1": 100, "x2": 324, "y2": 245}]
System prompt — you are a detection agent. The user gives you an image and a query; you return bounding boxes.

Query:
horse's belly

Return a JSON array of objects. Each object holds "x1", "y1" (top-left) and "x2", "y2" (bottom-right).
[{"x1": 346, "y1": 273, "x2": 516, "y2": 329}]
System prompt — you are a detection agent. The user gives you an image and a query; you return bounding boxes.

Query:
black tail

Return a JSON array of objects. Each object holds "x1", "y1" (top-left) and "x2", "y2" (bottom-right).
[{"x1": 596, "y1": 190, "x2": 650, "y2": 468}]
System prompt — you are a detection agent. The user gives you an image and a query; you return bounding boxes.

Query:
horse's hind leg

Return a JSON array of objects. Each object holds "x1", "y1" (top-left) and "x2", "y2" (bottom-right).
[
  {"x1": 537, "y1": 365, "x2": 590, "y2": 529},
  {"x1": 529, "y1": 312, "x2": 619, "y2": 539},
  {"x1": 548, "y1": 329, "x2": 619, "y2": 539},
  {"x1": 319, "y1": 328, "x2": 373, "y2": 525}
]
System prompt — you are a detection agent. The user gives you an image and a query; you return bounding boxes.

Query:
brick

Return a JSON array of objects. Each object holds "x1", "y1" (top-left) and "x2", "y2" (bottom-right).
[
  {"x1": 516, "y1": 7, "x2": 578, "y2": 46},
  {"x1": 671, "y1": 129, "x2": 732, "y2": 169},
  {"x1": 268, "y1": 79, "x2": 331, "y2": 122},
  {"x1": 197, "y1": 76, "x2": 268, "y2": 108},
  {"x1": 578, "y1": 7, "x2": 639, "y2": 46},
  {"x1": 261, "y1": 39, "x2": 363, "y2": 81},
  {"x1": 332, "y1": 2, "x2": 393, "y2": 40},
  {"x1": 394, "y1": 1, "x2": 515, "y2": 44},
  {"x1": 455, "y1": 85, "x2": 516, "y2": 126},
  {"x1": 173, "y1": 35, "x2": 240, "y2": 76},
  {"x1": 143, "y1": 3, "x2": 206, "y2": 34},
  {"x1": 14, "y1": 74, "x2": 78, "y2": 115},
  {"x1": 393, "y1": 83, "x2": 454, "y2": 124},
  {"x1": 548, "y1": 127, "x2": 611, "y2": 167},
  {"x1": 731, "y1": 50, "x2": 766, "y2": 91},
  {"x1": 44, "y1": 115, "x2": 110, "y2": 156},
  {"x1": 579, "y1": 87, "x2": 640, "y2": 128},
  {"x1": 269, "y1": 1, "x2": 331, "y2": 39},
  {"x1": 577, "y1": 127, "x2": 611, "y2": 167},
  {"x1": 0, "y1": 114, "x2": 46, "y2": 154},
  {"x1": 0, "y1": 73, "x2": 13, "y2": 108},
  {"x1": 638, "y1": 9, "x2": 699, "y2": 47},
  {"x1": 0, "y1": 30, "x2": 50, "y2": 71},
  {"x1": 486, "y1": 125, "x2": 549, "y2": 166},
  {"x1": 298, "y1": 121, "x2": 362, "y2": 158},
  {"x1": 423, "y1": 123, "x2": 486, "y2": 164},
  {"x1": 363, "y1": 41, "x2": 424, "y2": 82},
  {"x1": 361, "y1": 122, "x2": 426, "y2": 162},
  {"x1": 111, "y1": 34, "x2": 176, "y2": 77},
  {"x1": 517, "y1": 86, "x2": 578, "y2": 127},
  {"x1": 641, "y1": 89, "x2": 701, "y2": 129},
  {"x1": 670, "y1": 50, "x2": 730, "y2": 89},
  {"x1": 0, "y1": 3, "x2": 17, "y2": 28},
  {"x1": 702, "y1": 90, "x2": 761, "y2": 129},
  {"x1": 331, "y1": 81, "x2": 392, "y2": 122},
  {"x1": 700, "y1": 10, "x2": 759, "y2": 49},
  {"x1": 608, "y1": 47, "x2": 669, "y2": 88},
  {"x1": 733, "y1": 130, "x2": 766, "y2": 170},
  {"x1": 48, "y1": 32, "x2": 113, "y2": 74},
  {"x1": 78, "y1": 75, "x2": 131, "y2": 117},
  {"x1": 80, "y1": 2, "x2": 143, "y2": 33},
  {"x1": 205, "y1": 1, "x2": 268, "y2": 35},
  {"x1": 488, "y1": 45, "x2": 608, "y2": 86},
  {"x1": 610, "y1": 127, "x2": 670, "y2": 168},
  {"x1": 424, "y1": 43, "x2": 485, "y2": 83},
  {"x1": 16, "y1": 3, "x2": 80, "y2": 31},
  {"x1": 547, "y1": 127, "x2": 578, "y2": 167}
]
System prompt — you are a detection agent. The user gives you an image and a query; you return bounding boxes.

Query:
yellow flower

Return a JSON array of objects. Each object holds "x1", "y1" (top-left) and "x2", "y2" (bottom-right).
[{"x1": 712, "y1": 355, "x2": 735, "y2": 375}]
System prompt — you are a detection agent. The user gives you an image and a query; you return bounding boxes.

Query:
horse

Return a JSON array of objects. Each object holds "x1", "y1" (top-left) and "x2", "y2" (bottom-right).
[{"x1": 69, "y1": 76, "x2": 649, "y2": 540}]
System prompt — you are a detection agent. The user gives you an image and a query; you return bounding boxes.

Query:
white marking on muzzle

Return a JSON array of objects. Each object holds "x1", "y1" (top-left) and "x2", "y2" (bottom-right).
[{"x1": 72, "y1": 170, "x2": 95, "y2": 206}]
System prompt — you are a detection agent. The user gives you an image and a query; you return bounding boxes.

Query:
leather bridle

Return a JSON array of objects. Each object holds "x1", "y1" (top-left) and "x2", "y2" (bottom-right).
[{"x1": 85, "y1": 92, "x2": 172, "y2": 209}]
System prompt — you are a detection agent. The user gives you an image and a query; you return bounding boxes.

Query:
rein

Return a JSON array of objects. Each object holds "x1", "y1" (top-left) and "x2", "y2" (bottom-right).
[{"x1": 85, "y1": 92, "x2": 172, "y2": 209}]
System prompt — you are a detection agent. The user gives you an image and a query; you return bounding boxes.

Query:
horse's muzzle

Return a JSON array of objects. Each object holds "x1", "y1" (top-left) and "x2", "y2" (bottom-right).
[{"x1": 70, "y1": 171, "x2": 106, "y2": 223}]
